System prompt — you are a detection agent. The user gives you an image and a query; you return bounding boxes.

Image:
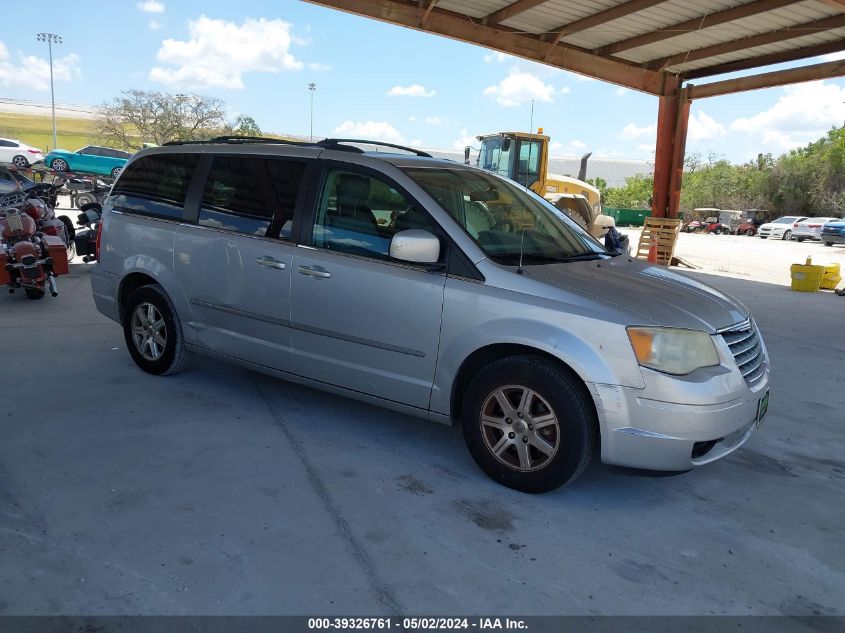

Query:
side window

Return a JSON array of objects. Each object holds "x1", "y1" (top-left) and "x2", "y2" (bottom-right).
[
  {"x1": 111, "y1": 153, "x2": 199, "y2": 220},
  {"x1": 516, "y1": 140, "x2": 542, "y2": 187},
  {"x1": 199, "y1": 157, "x2": 304, "y2": 238},
  {"x1": 79, "y1": 146, "x2": 97, "y2": 155},
  {"x1": 312, "y1": 169, "x2": 434, "y2": 260},
  {"x1": 0, "y1": 140, "x2": 14, "y2": 148}
]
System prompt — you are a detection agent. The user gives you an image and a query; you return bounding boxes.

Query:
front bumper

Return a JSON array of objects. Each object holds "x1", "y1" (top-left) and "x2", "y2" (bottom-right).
[
  {"x1": 758, "y1": 228, "x2": 784, "y2": 238},
  {"x1": 589, "y1": 338, "x2": 770, "y2": 471}
]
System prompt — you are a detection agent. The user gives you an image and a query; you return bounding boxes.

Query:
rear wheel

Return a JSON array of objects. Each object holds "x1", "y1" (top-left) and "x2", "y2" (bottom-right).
[
  {"x1": 721, "y1": 227, "x2": 731, "y2": 235},
  {"x1": 783, "y1": 230, "x2": 792, "y2": 240},
  {"x1": 110, "y1": 166, "x2": 122, "y2": 179},
  {"x1": 824, "y1": 242, "x2": 834, "y2": 247},
  {"x1": 25, "y1": 286, "x2": 45, "y2": 300},
  {"x1": 12, "y1": 155, "x2": 29, "y2": 169},
  {"x1": 461, "y1": 355, "x2": 595, "y2": 493},
  {"x1": 746, "y1": 228, "x2": 755, "y2": 236},
  {"x1": 51, "y1": 158, "x2": 68, "y2": 172},
  {"x1": 123, "y1": 284, "x2": 191, "y2": 375},
  {"x1": 796, "y1": 237, "x2": 805, "y2": 242}
]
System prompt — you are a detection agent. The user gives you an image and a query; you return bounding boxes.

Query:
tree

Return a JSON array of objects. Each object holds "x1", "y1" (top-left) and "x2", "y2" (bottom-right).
[
  {"x1": 96, "y1": 90, "x2": 229, "y2": 148},
  {"x1": 223, "y1": 115, "x2": 262, "y2": 137}
]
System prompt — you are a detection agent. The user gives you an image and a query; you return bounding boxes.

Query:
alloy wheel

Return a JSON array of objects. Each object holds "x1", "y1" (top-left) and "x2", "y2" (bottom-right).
[
  {"x1": 12, "y1": 155, "x2": 28, "y2": 169},
  {"x1": 131, "y1": 302, "x2": 167, "y2": 361},
  {"x1": 480, "y1": 385, "x2": 560, "y2": 472}
]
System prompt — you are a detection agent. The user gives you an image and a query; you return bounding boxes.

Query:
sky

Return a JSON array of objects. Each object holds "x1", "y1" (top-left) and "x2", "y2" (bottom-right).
[{"x1": 2, "y1": 0, "x2": 845, "y2": 163}]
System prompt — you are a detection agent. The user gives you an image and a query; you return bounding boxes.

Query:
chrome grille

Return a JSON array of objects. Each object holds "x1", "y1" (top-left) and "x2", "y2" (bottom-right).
[{"x1": 720, "y1": 319, "x2": 766, "y2": 386}]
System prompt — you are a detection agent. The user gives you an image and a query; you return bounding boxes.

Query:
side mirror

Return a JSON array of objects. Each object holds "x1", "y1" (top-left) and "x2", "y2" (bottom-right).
[
  {"x1": 464, "y1": 146, "x2": 471, "y2": 165},
  {"x1": 389, "y1": 229, "x2": 440, "y2": 264}
]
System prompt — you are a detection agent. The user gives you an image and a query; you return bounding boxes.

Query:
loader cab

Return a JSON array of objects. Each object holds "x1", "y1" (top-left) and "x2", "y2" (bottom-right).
[{"x1": 475, "y1": 132, "x2": 547, "y2": 193}]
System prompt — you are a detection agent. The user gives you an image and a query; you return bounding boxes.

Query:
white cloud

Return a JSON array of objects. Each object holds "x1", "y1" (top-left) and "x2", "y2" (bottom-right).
[
  {"x1": 483, "y1": 71, "x2": 557, "y2": 107},
  {"x1": 307, "y1": 62, "x2": 331, "y2": 71},
  {"x1": 408, "y1": 115, "x2": 416, "y2": 122},
  {"x1": 549, "y1": 139, "x2": 588, "y2": 155},
  {"x1": 483, "y1": 51, "x2": 514, "y2": 64},
  {"x1": 149, "y1": 16, "x2": 303, "y2": 90},
  {"x1": 148, "y1": 20, "x2": 162, "y2": 31},
  {"x1": 0, "y1": 40, "x2": 80, "y2": 91},
  {"x1": 730, "y1": 81, "x2": 845, "y2": 152},
  {"x1": 453, "y1": 128, "x2": 476, "y2": 150},
  {"x1": 688, "y1": 110, "x2": 726, "y2": 142},
  {"x1": 424, "y1": 116, "x2": 448, "y2": 125},
  {"x1": 636, "y1": 143, "x2": 655, "y2": 153},
  {"x1": 409, "y1": 139, "x2": 423, "y2": 147},
  {"x1": 335, "y1": 120, "x2": 404, "y2": 143},
  {"x1": 616, "y1": 87, "x2": 629, "y2": 96},
  {"x1": 387, "y1": 84, "x2": 435, "y2": 97},
  {"x1": 137, "y1": 0, "x2": 165, "y2": 13},
  {"x1": 619, "y1": 122, "x2": 656, "y2": 140},
  {"x1": 559, "y1": 86, "x2": 571, "y2": 95}
]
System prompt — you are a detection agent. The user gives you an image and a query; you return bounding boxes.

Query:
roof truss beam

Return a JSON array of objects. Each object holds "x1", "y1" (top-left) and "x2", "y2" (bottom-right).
[
  {"x1": 595, "y1": 0, "x2": 799, "y2": 57},
  {"x1": 682, "y1": 39, "x2": 845, "y2": 78},
  {"x1": 303, "y1": 0, "x2": 665, "y2": 94},
  {"x1": 483, "y1": 0, "x2": 548, "y2": 25},
  {"x1": 645, "y1": 14, "x2": 845, "y2": 70},
  {"x1": 687, "y1": 57, "x2": 845, "y2": 98},
  {"x1": 542, "y1": 0, "x2": 669, "y2": 59}
]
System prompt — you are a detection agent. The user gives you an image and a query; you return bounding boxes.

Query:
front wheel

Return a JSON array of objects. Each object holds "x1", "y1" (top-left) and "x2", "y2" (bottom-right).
[
  {"x1": 824, "y1": 242, "x2": 834, "y2": 247},
  {"x1": 796, "y1": 237, "x2": 805, "y2": 243},
  {"x1": 461, "y1": 356, "x2": 595, "y2": 493},
  {"x1": 783, "y1": 230, "x2": 792, "y2": 240},
  {"x1": 746, "y1": 229, "x2": 755, "y2": 236},
  {"x1": 721, "y1": 228, "x2": 731, "y2": 235},
  {"x1": 51, "y1": 158, "x2": 68, "y2": 172},
  {"x1": 123, "y1": 284, "x2": 191, "y2": 375},
  {"x1": 111, "y1": 166, "x2": 122, "y2": 179}
]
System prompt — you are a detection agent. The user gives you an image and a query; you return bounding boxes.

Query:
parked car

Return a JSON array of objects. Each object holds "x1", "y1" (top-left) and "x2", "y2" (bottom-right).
[
  {"x1": 92, "y1": 138, "x2": 771, "y2": 493},
  {"x1": 0, "y1": 138, "x2": 44, "y2": 169},
  {"x1": 821, "y1": 220, "x2": 845, "y2": 247},
  {"x1": 682, "y1": 219, "x2": 705, "y2": 233},
  {"x1": 737, "y1": 217, "x2": 763, "y2": 236},
  {"x1": 757, "y1": 216, "x2": 808, "y2": 240},
  {"x1": 44, "y1": 145, "x2": 131, "y2": 178},
  {"x1": 792, "y1": 217, "x2": 840, "y2": 242}
]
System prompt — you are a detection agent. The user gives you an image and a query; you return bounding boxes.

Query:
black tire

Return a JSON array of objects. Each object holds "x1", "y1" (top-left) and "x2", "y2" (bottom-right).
[
  {"x1": 824, "y1": 242, "x2": 834, "y2": 247},
  {"x1": 111, "y1": 166, "x2": 122, "y2": 179},
  {"x1": 760, "y1": 236, "x2": 767, "y2": 239},
  {"x1": 746, "y1": 229, "x2": 755, "y2": 236},
  {"x1": 122, "y1": 284, "x2": 191, "y2": 375},
  {"x1": 460, "y1": 355, "x2": 595, "y2": 493},
  {"x1": 52, "y1": 158, "x2": 68, "y2": 172},
  {"x1": 783, "y1": 230, "x2": 792, "y2": 241},
  {"x1": 721, "y1": 228, "x2": 731, "y2": 235},
  {"x1": 25, "y1": 286, "x2": 45, "y2": 300},
  {"x1": 75, "y1": 192, "x2": 96, "y2": 208},
  {"x1": 796, "y1": 237, "x2": 805, "y2": 243},
  {"x1": 12, "y1": 155, "x2": 29, "y2": 169}
]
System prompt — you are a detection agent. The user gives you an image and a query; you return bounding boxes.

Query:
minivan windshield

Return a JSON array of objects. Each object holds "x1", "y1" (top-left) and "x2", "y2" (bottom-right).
[{"x1": 404, "y1": 167, "x2": 608, "y2": 265}]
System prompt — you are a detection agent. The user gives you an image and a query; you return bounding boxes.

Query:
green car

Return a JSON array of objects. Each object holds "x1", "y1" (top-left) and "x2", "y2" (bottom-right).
[{"x1": 45, "y1": 145, "x2": 131, "y2": 178}]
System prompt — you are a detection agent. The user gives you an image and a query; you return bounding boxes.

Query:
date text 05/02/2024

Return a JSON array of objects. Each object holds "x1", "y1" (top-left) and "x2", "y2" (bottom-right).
[{"x1": 307, "y1": 617, "x2": 529, "y2": 630}]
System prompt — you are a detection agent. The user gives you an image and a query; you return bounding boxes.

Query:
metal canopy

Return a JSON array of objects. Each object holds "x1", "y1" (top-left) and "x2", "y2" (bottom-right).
[{"x1": 304, "y1": 0, "x2": 845, "y2": 97}]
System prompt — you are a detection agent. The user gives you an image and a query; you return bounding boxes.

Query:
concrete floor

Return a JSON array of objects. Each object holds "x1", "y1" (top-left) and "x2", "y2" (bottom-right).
[{"x1": 0, "y1": 260, "x2": 843, "y2": 616}]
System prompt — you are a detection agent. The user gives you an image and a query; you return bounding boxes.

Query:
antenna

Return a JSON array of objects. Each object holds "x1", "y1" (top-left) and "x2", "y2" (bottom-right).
[{"x1": 517, "y1": 100, "x2": 535, "y2": 271}]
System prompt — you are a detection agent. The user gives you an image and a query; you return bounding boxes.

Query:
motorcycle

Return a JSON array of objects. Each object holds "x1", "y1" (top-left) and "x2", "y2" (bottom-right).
[
  {"x1": 22, "y1": 197, "x2": 76, "y2": 262},
  {"x1": 0, "y1": 202, "x2": 69, "y2": 300},
  {"x1": 73, "y1": 202, "x2": 103, "y2": 263}
]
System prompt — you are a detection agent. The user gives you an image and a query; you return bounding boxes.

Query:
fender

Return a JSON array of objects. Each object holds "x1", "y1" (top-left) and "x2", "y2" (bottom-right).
[{"x1": 430, "y1": 315, "x2": 645, "y2": 417}]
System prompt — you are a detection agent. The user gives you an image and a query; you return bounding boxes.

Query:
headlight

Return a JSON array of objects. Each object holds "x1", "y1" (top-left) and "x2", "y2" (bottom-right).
[{"x1": 627, "y1": 327, "x2": 720, "y2": 375}]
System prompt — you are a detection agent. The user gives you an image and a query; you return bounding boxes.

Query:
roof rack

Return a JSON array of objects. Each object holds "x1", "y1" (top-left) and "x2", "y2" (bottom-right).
[
  {"x1": 319, "y1": 138, "x2": 432, "y2": 157},
  {"x1": 160, "y1": 136, "x2": 432, "y2": 157}
]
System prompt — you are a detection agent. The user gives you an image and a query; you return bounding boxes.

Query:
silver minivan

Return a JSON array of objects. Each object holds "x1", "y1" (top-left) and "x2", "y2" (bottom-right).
[{"x1": 92, "y1": 138, "x2": 770, "y2": 493}]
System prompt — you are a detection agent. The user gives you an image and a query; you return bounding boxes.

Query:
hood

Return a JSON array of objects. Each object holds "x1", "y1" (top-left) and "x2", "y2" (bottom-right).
[
  {"x1": 523, "y1": 257, "x2": 749, "y2": 332},
  {"x1": 759, "y1": 222, "x2": 782, "y2": 230}
]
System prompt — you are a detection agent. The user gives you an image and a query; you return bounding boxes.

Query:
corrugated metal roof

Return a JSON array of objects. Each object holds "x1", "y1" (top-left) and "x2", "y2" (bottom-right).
[{"x1": 438, "y1": 0, "x2": 844, "y2": 78}]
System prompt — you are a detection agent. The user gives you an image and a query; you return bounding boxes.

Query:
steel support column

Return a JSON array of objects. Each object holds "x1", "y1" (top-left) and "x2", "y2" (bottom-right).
[{"x1": 651, "y1": 76, "x2": 689, "y2": 218}]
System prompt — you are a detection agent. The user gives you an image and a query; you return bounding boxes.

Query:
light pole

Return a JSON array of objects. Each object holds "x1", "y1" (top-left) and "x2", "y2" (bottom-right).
[
  {"x1": 36, "y1": 32, "x2": 62, "y2": 150},
  {"x1": 308, "y1": 82, "x2": 317, "y2": 141}
]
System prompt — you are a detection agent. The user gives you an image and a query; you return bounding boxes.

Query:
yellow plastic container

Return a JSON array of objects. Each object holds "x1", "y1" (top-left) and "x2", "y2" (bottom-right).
[
  {"x1": 790, "y1": 256, "x2": 825, "y2": 292},
  {"x1": 820, "y1": 263, "x2": 841, "y2": 290}
]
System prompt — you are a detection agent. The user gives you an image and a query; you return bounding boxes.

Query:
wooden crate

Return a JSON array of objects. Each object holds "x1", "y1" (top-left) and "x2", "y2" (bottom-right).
[{"x1": 636, "y1": 217, "x2": 682, "y2": 266}]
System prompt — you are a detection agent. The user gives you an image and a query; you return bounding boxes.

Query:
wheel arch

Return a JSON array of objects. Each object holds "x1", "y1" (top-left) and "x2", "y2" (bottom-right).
[{"x1": 117, "y1": 272, "x2": 159, "y2": 321}]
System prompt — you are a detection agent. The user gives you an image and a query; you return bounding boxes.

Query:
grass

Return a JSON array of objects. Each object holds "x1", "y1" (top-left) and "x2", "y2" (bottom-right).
[{"x1": 0, "y1": 112, "x2": 97, "y2": 153}]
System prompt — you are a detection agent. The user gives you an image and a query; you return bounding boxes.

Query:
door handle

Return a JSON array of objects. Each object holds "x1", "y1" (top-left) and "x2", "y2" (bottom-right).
[
  {"x1": 298, "y1": 265, "x2": 331, "y2": 279},
  {"x1": 256, "y1": 256, "x2": 286, "y2": 270}
]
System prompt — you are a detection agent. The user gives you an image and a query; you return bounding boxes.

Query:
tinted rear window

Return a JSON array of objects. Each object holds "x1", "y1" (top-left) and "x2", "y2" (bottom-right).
[{"x1": 111, "y1": 153, "x2": 199, "y2": 220}]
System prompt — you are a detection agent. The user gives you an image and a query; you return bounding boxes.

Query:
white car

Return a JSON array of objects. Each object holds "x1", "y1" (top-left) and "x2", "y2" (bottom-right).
[
  {"x1": 0, "y1": 138, "x2": 44, "y2": 169},
  {"x1": 757, "y1": 216, "x2": 808, "y2": 240},
  {"x1": 792, "y1": 217, "x2": 841, "y2": 242}
]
